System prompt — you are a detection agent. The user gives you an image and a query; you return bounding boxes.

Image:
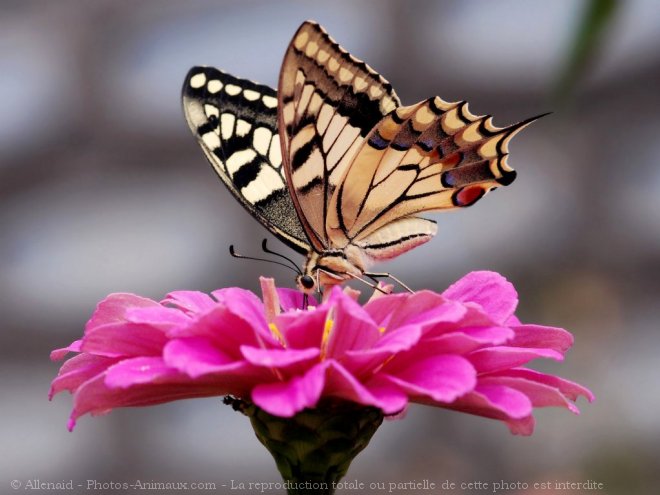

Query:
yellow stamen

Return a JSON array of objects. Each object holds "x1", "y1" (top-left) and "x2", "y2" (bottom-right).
[
  {"x1": 320, "y1": 310, "x2": 335, "y2": 360},
  {"x1": 268, "y1": 322, "x2": 286, "y2": 347},
  {"x1": 379, "y1": 326, "x2": 386, "y2": 334}
]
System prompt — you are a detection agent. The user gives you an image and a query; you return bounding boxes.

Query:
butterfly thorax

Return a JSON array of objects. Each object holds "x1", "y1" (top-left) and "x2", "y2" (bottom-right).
[{"x1": 298, "y1": 247, "x2": 368, "y2": 294}]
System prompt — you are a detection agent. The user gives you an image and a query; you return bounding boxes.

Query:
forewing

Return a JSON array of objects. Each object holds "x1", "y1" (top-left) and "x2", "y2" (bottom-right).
[
  {"x1": 278, "y1": 20, "x2": 400, "y2": 251},
  {"x1": 182, "y1": 67, "x2": 310, "y2": 254},
  {"x1": 327, "y1": 97, "x2": 543, "y2": 244}
]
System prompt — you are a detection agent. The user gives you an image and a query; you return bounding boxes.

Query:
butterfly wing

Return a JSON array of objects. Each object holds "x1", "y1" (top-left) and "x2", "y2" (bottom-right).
[
  {"x1": 182, "y1": 67, "x2": 311, "y2": 254},
  {"x1": 277, "y1": 20, "x2": 401, "y2": 252},
  {"x1": 326, "y1": 97, "x2": 541, "y2": 257}
]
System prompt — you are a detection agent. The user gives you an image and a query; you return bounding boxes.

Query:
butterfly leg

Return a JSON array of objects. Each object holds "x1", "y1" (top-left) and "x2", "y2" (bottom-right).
[
  {"x1": 316, "y1": 268, "x2": 387, "y2": 295},
  {"x1": 365, "y1": 272, "x2": 414, "y2": 293}
]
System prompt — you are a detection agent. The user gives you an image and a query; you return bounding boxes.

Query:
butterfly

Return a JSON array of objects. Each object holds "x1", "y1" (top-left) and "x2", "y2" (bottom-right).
[{"x1": 182, "y1": 20, "x2": 541, "y2": 294}]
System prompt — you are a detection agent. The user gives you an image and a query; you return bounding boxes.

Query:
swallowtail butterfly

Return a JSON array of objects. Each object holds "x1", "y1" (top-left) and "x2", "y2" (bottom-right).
[{"x1": 182, "y1": 21, "x2": 541, "y2": 294}]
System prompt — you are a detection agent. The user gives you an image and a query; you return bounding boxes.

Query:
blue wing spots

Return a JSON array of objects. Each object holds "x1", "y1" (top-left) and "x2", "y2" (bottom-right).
[{"x1": 368, "y1": 131, "x2": 390, "y2": 150}]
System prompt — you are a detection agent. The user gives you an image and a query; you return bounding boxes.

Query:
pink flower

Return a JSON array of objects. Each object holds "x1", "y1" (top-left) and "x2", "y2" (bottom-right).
[{"x1": 50, "y1": 271, "x2": 593, "y2": 435}]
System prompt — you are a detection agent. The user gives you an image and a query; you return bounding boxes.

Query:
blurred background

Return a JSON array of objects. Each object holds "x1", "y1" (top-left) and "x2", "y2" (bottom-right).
[{"x1": 1, "y1": 0, "x2": 658, "y2": 493}]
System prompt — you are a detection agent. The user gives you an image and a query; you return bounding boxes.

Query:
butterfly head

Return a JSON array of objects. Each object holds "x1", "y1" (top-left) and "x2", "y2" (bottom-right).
[{"x1": 297, "y1": 248, "x2": 367, "y2": 294}]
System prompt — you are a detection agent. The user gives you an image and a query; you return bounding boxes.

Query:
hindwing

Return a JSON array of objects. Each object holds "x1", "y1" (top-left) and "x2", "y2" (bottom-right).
[
  {"x1": 182, "y1": 67, "x2": 310, "y2": 254},
  {"x1": 326, "y1": 98, "x2": 544, "y2": 247}
]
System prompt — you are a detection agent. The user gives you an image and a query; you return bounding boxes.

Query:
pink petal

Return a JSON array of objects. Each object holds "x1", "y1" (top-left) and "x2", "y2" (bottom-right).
[
  {"x1": 508, "y1": 324, "x2": 574, "y2": 354},
  {"x1": 104, "y1": 357, "x2": 183, "y2": 388},
  {"x1": 492, "y1": 368, "x2": 595, "y2": 402},
  {"x1": 260, "y1": 277, "x2": 279, "y2": 323},
  {"x1": 174, "y1": 304, "x2": 275, "y2": 353},
  {"x1": 81, "y1": 322, "x2": 167, "y2": 358},
  {"x1": 449, "y1": 384, "x2": 533, "y2": 420},
  {"x1": 277, "y1": 288, "x2": 317, "y2": 312},
  {"x1": 343, "y1": 324, "x2": 422, "y2": 376},
  {"x1": 364, "y1": 293, "x2": 411, "y2": 326},
  {"x1": 50, "y1": 340, "x2": 83, "y2": 361},
  {"x1": 479, "y1": 375, "x2": 582, "y2": 414},
  {"x1": 416, "y1": 326, "x2": 514, "y2": 356},
  {"x1": 277, "y1": 305, "x2": 329, "y2": 349},
  {"x1": 342, "y1": 286, "x2": 361, "y2": 301},
  {"x1": 105, "y1": 357, "x2": 260, "y2": 394},
  {"x1": 251, "y1": 364, "x2": 326, "y2": 417},
  {"x1": 86, "y1": 293, "x2": 159, "y2": 332},
  {"x1": 469, "y1": 347, "x2": 563, "y2": 374},
  {"x1": 240, "y1": 345, "x2": 319, "y2": 369},
  {"x1": 49, "y1": 354, "x2": 119, "y2": 398},
  {"x1": 161, "y1": 290, "x2": 217, "y2": 315},
  {"x1": 323, "y1": 288, "x2": 380, "y2": 357},
  {"x1": 211, "y1": 288, "x2": 268, "y2": 332},
  {"x1": 68, "y1": 373, "x2": 228, "y2": 431},
  {"x1": 367, "y1": 282, "x2": 394, "y2": 303},
  {"x1": 125, "y1": 306, "x2": 191, "y2": 329},
  {"x1": 324, "y1": 361, "x2": 407, "y2": 414},
  {"x1": 382, "y1": 355, "x2": 477, "y2": 403},
  {"x1": 375, "y1": 291, "x2": 448, "y2": 329},
  {"x1": 362, "y1": 374, "x2": 409, "y2": 414},
  {"x1": 506, "y1": 415, "x2": 536, "y2": 436},
  {"x1": 443, "y1": 271, "x2": 518, "y2": 324},
  {"x1": 163, "y1": 337, "x2": 238, "y2": 378}
]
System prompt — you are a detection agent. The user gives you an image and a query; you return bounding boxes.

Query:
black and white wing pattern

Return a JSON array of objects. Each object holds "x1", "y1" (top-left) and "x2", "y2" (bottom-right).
[{"x1": 182, "y1": 67, "x2": 310, "y2": 254}]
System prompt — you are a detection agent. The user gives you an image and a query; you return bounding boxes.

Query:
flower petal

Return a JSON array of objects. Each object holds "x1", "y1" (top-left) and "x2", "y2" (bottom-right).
[
  {"x1": 104, "y1": 356, "x2": 183, "y2": 388},
  {"x1": 324, "y1": 361, "x2": 407, "y2": 414},
  {"x1": 240, "y1": 345, "x2": 319, "y2": 369},
  {"x1": 443, "y1": 271, "x2": 518, "y2": 324},
  {"x1": 492, "y1": 368, "x2": 595, "y2": 403},
  {"x1": 364, "y1": 293, "x2": 410, "y2": 326},
  {"x1": 49, "y1": 353, "x2": 119, "y2": 399},
  {"x1": 277, "y1": 288, "x2": 318, "y2": 312},
  {"x1": 174, "y1": 304, "x2": 274, "y2": 354},
  {"x1": 69, "y1": 372, "x2": 227, "y2": 431},
  {"x1": 370, "y1": 290, "x2": 448, "y2": 329},
  {"x1": 81, "y1": 322, "x2": 168, "y2": 358},
  {"x1": 125, "y1": 306, "x2": 191, "y2": 329},
  {"x1": 343, "y1": 323, "x2": 422, "y2": 376},
  {"x1": 469, "y1": 347, "x2": 563, "y2": 374},
  {"x1": 382, "y1": 355, "x2": 477, "y2": 403},
  {"x1": 161, "y1": 290, "x2": 217, "y2": 315},
  {"x1": 260, "y1": 277, "x2": 279, "y2": 323},
  {"x1": 163, "y1": 337, "x2": 238, "y2": 378},
  {"x1": 324, "y1": 287, "x2": 380, "y2": 357},
  {"x1": 50, "y1": 340, "x2": 83, "y2": 361},
  {"x1": 86, "y1": 293, "x2": 160, "y2": 332},
  {"x1": 252, "y1": 364, "x2": 326, "y2": 417},
  {"x1": 212, "y1": 288, "x2": 269, "y2": 332},
  {"x1": 450, "y1": 383, "x2": 533, "y2": 420},
  {"x1": 417, "y1": 326, "x2": 514, "y2": 356},
  {"x1": 277, "y1": 305, "x2": 329, "y2": 349},
  {"x1": 479, "y1": 374, "x2": 582, "y2": 414},
  {"x1": 508, "y1": 324, "x2": 574, "y2": 354}
]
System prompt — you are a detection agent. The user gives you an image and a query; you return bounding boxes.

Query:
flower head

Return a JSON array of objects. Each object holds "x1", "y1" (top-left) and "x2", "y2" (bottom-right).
[{"x1": 50, "y1": 271, "x2": 592, "y2": 434}]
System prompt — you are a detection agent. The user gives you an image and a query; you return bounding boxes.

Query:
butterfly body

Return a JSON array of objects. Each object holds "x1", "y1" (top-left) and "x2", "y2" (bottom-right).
[{"x1": 183, "y1": 21, "x2": 540, "y2": 294}]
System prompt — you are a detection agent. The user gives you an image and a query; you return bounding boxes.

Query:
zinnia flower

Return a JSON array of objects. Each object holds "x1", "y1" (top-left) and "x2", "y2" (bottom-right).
[{"x1": 50, "y1": 271, "x2": 592, "y2": 435}]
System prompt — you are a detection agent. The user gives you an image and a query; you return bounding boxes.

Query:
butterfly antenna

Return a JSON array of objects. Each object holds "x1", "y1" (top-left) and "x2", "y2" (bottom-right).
[
  {"x1": 229, "y1": 245, "x2": 301, "y2": 275},
  {"x1": 261, "y1": 239, "x2": 302, "y2": 275}
]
